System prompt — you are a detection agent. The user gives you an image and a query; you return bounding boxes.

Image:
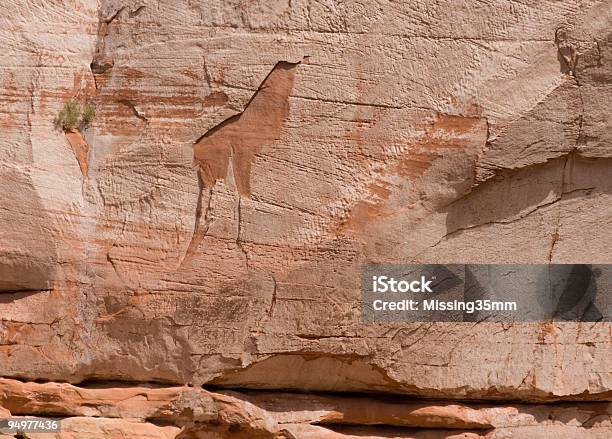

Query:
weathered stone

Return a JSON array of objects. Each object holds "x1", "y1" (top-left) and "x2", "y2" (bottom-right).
[
  {"x1": 1, "y1": 379, "x2": 610, "y2": 438},
  {"x1": 27, "y1": 417, "x2": 180, "y2": 439},
  {"x1": 0, "y1": 0, "x2": 611, "y2": 437}
]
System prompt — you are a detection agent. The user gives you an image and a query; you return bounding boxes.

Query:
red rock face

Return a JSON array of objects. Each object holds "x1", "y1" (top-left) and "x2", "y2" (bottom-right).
[
  {"x1": 65, "y1": 130, "x2": 90, "y2": 176},
  {"x1": 1, "y1": 0, "x2": 612, "y2": 437},
  {"x1": 194, "y1": 61, "x2": 300, "y2": 197}
]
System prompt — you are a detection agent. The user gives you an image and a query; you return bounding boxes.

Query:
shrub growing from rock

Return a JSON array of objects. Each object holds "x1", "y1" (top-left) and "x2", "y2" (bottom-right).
[{"x1": 56, "y1": 100, "x2": 95, "y2": 131}]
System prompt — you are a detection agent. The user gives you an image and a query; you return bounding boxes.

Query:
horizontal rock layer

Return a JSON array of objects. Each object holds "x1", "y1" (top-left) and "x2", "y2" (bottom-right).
[{"x1": 0, "y1": 379, "x2": 611, "y2": 438}]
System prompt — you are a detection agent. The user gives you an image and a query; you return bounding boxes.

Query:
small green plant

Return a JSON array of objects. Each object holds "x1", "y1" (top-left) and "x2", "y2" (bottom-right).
[
  {"x1": 56, "y1": 99, "x2": 81, "y2": 130},
  {"x1": 81, "y1": 103, "x2": 96, "y2": 127},
  {"x1": 56, "y1": 99, "x2": 95, "y2": 131}
]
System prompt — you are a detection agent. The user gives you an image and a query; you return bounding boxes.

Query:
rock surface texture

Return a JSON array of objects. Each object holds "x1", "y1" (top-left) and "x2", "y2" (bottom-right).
[{"x1": 0, "y1": 0, "x2": 611, "y2": 437}]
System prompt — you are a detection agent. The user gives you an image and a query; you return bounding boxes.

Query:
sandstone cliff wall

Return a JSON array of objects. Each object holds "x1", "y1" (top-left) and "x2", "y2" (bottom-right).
[{"x1": 0, "y1": 0, "x2": 611, "y2": 437}]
